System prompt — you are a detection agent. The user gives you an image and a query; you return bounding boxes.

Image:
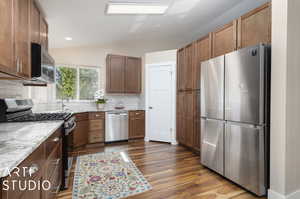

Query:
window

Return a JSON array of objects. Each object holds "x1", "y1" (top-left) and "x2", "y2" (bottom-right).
[{"x1": 56, "y1": 65, "x2": 100, "y2": 101}]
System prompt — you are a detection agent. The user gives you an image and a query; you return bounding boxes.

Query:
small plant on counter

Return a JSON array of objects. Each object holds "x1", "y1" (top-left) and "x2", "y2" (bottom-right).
[
  {"x1": 94, "y1": 90, "x2": 107, "y2": 109},
  {"x1": 96, "y1": 98, "x2": 108, "y2": 104}
]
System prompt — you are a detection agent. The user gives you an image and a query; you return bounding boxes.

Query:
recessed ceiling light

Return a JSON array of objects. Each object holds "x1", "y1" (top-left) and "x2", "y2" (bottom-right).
[
  {"x1": 106, "y1": 3, "x2": 168, "y2": 15},
  {"x1": 64, "y1": 37, "x2": 73, "y2": 41}
]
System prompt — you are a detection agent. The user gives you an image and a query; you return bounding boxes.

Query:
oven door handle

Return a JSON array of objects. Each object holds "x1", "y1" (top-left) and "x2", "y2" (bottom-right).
[{"x1": 65, "y1": 122, "x2": 76, "y2": 135}]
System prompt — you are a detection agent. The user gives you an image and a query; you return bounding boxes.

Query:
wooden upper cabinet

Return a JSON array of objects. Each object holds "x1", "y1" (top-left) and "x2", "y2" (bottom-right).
[
  {"x1": 196, "y1": 35, "x2": 212, "y2": 62},
  {"x1": 31, "y1": 0, "x2": 40, "y2": 44},
  {"x1": 40, "y1": 17, "x2": 48, "y2": 50},
  {"x1": 177, "y1": 44, "x2": 196, "y2": 91},
  {"x1": 14, "y1": 0, "x2": 31, "y2": 78},
  {"x1": 177, "y1": 48, "x2": 185, "y2": 91},
  {"x1": 212, "y1": 20, "x2": 237, "y2": 57},
  {"x1": 184, "y1": 44, "x2": 194, "y2": 90},
  {"x1": 192, "y1": 35, "x2": 212, "y2": 90},
  {"x1": 125, "y1": 56, "x2": 142, "y2": 93},
  {"x1": 238, "y1": 2, "x2": 271, "y2": 49},
  {"x1": 106, "y1": 54, "x2": 142, "y2": 94},
  {"x1": 0, "y1": 0, "x2": 48, "y2": 78},
  {"x1": 106, "y1": 55, "x2": 126, "y2": 93},
  {"x1": 0, "y1": 0, "x2": 16, "y2": 75}
]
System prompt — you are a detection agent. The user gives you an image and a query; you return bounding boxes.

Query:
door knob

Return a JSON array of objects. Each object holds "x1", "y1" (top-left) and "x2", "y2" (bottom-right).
[{"x1": 149, "y1": 107, "x2": 153, "y2": 109}]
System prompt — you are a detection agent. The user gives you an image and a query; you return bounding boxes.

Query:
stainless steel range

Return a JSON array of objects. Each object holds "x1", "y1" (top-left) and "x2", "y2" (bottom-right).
[{"x1": 0, "y1": 98, "x2": 76, "y2": 190}]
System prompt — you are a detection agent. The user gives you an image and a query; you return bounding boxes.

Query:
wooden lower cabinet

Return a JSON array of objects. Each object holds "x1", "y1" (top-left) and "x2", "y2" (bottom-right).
[
  {"x1": 177, "y1": 91, "x2": 201, "y2": 153},
  {"x1": 88, "y1": 112, "x2": 105, "y2": 144},
  {"x1": 73, "y1": 112, "x2": 105, "y2": 148},
  {"x1": 18, "y1": 174, "x2": 43, "y2": 199},
  {"x1": 1, "y1": 127, "x2": 63, "y2": 199},
  {"x1": 73, "y1": 119, "x2": 89, "y2": 148},
  {"x1": 129, "y1": 111, "x2": 145, "y2": 139}
]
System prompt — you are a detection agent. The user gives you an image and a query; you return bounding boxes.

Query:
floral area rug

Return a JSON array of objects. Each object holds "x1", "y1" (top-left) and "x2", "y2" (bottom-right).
[{"x1": 73, "y1": 151, "x2": 152, "y2": 199}]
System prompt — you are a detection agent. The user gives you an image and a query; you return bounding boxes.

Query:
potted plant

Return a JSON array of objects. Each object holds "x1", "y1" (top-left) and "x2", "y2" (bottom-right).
[{"x1": 94, "y1": 90, "x2": 107, "y2": 110}]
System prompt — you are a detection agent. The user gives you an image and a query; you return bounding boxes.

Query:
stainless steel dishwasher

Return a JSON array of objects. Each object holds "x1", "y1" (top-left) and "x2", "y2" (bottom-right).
[{"x1": 105, "y1": 110, "x2": 128, "y2": 142}]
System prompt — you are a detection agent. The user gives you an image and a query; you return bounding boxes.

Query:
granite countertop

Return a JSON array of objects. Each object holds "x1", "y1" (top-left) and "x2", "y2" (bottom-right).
[{"x1": 0, "y1": 121, "x2": 64, "y2": 178}]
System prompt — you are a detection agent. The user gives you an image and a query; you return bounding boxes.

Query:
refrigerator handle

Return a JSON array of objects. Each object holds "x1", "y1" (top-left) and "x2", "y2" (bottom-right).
[
  {"x1": 205, "y1": 118, "x2": 226, "y2": 123},
  {"x1": 226, "y1": 121, "x2": 264, "y2": 129}
]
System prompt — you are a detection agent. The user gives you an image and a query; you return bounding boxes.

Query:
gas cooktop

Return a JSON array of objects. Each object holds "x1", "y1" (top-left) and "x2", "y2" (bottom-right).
[{"x1": 7, "y1": 112, "x2": 72, "y2": 122}]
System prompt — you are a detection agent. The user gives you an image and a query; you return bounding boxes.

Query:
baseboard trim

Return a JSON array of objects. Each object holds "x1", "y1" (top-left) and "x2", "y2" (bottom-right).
[
  {"x1": 268, "y1": 189, "x2": 300, "y2": 199},
  {"x1": 288, "y1": 190, "x2": 300, "y2": 199},
  {"x1": 268, "y1": 190, "x2": 285, "y2": 199},
  {"x1": 171, "y1": 140, "x2": 178, "y2": 145},
  {"x1": 178, "y1": 142, "x2": 200, "y2": 155}
]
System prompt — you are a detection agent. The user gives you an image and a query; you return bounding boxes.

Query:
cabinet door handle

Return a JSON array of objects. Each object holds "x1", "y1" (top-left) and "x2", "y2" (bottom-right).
[
  {"x1": 51, "y1": 185, "x2": 61, "y2": 194},
  {"x1": 16, "y1": 57, "x2": 20, "y2": 72},
  {"x1": 52, "y1": 137, "x2": 60, "y2": 142},
  {"x1": 27, "y1": 164, "x2": 39, "y2": 176},
  {"x1": 20, "y1": 61, "x2": 23, "y2": 73},
  {"x1": 53, "y1": 159, "x2": 60, "y2": 165}
]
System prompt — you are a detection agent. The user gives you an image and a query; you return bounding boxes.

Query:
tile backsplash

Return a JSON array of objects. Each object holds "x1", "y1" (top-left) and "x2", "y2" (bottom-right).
[
  {"x1": 0, "y1": 80, "x2": 144, "y2": 112},
  {"x1": 0, "y1": 80, "x2": 29, "y2": 99},
  {"x1": 32, "y1": 94, "x2": 144, "y2": 112}
]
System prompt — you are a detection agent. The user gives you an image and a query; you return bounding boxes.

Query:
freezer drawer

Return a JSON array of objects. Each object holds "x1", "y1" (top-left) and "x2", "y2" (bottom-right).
[
  {"x1": 224, "y1": 122, "x2": 266, "y2": 196},
  {"x1": 201, "y1": 55, "x2": 225, "y2": 120},
  {"x1": 201, "y1": 118, "x2": 224, "y2": 175},
  {"x1": 225, "y1": 44, "x2": 267, "y2": 125}
]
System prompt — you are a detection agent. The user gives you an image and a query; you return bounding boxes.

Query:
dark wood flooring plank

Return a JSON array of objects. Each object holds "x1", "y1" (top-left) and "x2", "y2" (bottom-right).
[{"x1": 56, "y1": 141, "x2": 266, "y2": 199}]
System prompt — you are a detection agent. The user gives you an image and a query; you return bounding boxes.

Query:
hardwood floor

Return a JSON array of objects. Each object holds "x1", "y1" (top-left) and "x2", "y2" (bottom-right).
[{"x1": 57, "y1": 141, "x2": 267, "y2": 199}]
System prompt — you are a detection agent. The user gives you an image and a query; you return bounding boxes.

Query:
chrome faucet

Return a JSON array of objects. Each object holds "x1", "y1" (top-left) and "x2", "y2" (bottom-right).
[{"x1": 61, "y1": 97, "x2": 66, "y2": 112}]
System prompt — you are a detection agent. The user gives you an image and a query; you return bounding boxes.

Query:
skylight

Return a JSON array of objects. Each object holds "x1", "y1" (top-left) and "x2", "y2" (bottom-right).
[{"x1": 106, "y1": 3, "x2": 169, "y2": 15}]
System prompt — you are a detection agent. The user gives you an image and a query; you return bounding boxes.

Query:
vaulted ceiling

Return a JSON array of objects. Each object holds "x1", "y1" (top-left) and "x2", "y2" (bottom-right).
[{"x1": 38, "y1": 0, "x2": 269, "y2": 53}]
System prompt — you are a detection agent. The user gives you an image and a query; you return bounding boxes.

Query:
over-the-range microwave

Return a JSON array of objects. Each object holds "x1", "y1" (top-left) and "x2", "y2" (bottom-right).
[{"x1": 31, "y1": 43, "x2": 55, "y2": 83}]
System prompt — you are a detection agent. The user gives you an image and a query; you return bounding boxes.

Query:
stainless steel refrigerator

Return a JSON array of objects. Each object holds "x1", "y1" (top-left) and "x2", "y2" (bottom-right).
[{"x1": 200, "y1": 44, "x2": 270, "y2": 196}]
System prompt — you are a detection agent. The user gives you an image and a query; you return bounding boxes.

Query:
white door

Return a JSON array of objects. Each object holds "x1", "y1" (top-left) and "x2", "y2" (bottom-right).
[{"x1": 146, "y1": 63, "x2": 176, "y2": 143}]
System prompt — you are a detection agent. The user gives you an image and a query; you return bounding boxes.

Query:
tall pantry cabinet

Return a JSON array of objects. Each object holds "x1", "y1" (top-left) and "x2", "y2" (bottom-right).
[{"x1": 176, "y1": 2, "x2": 271, "y2": 154}]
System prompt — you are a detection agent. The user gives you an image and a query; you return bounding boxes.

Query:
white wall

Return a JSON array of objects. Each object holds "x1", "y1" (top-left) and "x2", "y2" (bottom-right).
[
  {"x1": 50, "y1": 46, "x2": 143, "y2": 67},
  {"x1": 145, "y1": 49, "x2": 177, "y2": 65},
  {"x1": 269, "y1": 0, "x2": 300, "y2": 198}
]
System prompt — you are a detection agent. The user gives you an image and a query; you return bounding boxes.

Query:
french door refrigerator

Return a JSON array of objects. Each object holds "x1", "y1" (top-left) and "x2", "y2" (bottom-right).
[{"x1": 200, "y1": 44, "x2": 270, "y2": 196}]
